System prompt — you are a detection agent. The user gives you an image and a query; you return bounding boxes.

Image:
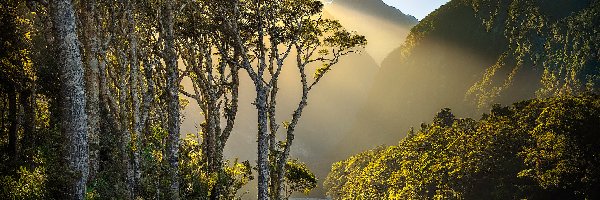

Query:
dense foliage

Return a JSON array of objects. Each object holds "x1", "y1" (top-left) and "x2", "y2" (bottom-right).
[
  {"x1": 344, "y1": 0, "x2": 599, "y2": 160},
  {"x1": 326, "y1": 94, "x2": 600, "y2": 199},
  {"x1": 1, "y1": 0, "x2": 361, "y2": 199},
  {"x1": 467, "y1": 0, "x2": 600, "y2": 106}
]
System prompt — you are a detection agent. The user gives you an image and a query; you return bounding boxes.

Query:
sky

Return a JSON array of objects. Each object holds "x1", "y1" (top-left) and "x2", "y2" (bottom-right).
[{"x1": 381, "y1": 0, "x2": 450, "y2": 20}]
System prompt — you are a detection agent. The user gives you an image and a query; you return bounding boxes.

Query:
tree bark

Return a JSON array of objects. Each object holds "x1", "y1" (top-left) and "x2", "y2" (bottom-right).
[
  {"x1": 126, "y1": 0, "x2": 142, "y2": 196},
  {"x1": 81, "y1": 0, "x2": 100, "y2": 182},
  {"x1": 117, "y1": 47, "x2": 134, "y2": 199},
  {"x1": 162, "y1": 1, "x2": 180, "y2": 199},
  {"x1": 256, "y1": 86, "x2": 270, "y2": 200},
  {"x1": 140, "y1": 59, "x2": 155, "y2": 136},
  {"x1": 256, "y1": 6, "x2": 271, "y2": 198},
  {"x1": 51, "y1": 0, "x2": 89, "y2": 198},
  {"x1": 127, "y1": 7, "x2": 142, "y2": 196}
]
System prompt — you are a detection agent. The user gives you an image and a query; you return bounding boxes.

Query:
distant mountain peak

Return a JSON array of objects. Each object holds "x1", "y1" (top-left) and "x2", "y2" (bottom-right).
[
  {"x1": 323, "y1": 0, "x2": 417, "y2": 64},
  {"x1": 330, "y1": 0, "x2": 418, "y2": 24}
]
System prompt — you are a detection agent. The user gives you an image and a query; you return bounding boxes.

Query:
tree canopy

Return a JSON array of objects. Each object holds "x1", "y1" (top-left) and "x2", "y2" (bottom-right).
[
  {"x1": 0, "y1": 0, "x2": 364, "y2": 199},
  {"x1": 326, "y1": 94, "x2": 600, "y2": 199}
]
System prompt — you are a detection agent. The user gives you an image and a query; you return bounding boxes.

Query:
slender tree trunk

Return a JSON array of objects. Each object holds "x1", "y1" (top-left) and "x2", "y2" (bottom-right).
[
  {"x1": 117, "y1": 47, "x2": 134, "y2": 199},
  {"x1": 208, "y1": 96, "x2": 222, "y2": 199},
  {"x1": 51, "y1": 0, "x2": 89, "y2": 198},
  {"x1": 206, "y1": 99, "x2": 219, "y2": 199},
  {"x1": 255, "y1": 4, "x2": 271, "y2": 197},
  {"x1": 218, "y1": 63, "x2": 239, "y2": 153},
  {"x1": 256, "y1": 86, "x2": 270, "y2": 200},
  {"x1": 163, "y1": 1, "x2": 180, "y2": 199},
  {"x1": 126, "y1": 0, "x2": 142, "y2": 195},
  {"x1": 81, "y1": 0, "x2": 100, "y2": 182},
  {"x1": 273, "y1": 57, "x2": 311, "y2": 198},
  {"x1": 206, "y1": 99, "x2": 219, "y2": 172},
  {"x1": 268, "y1": 82, "x2": 280, "y2": 199},
  {"x1": 140, "y1": 60, "x2": 155, "y2": 135}
]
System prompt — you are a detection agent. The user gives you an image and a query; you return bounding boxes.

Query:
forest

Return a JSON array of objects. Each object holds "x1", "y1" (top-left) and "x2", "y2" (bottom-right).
[
  {"x1": 325, "y1": 94, "x2": 600, "y2": 199},
  {"x1": 0, "y1": 0, "x2": 598, "y2": 199}
]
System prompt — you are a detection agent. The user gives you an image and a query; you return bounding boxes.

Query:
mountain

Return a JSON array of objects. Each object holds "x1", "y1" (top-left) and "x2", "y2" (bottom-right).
[
  {"x1": 330, "y1": 0, "x2": 417, "y2": 25},
  {"x1": 337, "y1": 0, "x2": 598, "y2": 157},
  {"x1": 324, "y1": 0, "x2": 418, "y2": 64}
]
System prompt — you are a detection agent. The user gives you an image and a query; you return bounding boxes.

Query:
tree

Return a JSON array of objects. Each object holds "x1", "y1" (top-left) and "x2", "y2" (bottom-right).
[
  {"x1": 79, "y1": 0, "x2": 100, "y2": 183},
  {"x1": 519, "y1": 95, "x2": 600, "y2": 199},
  {"x1": 177, "y1": 0, "x2": 242, "y2": 198},
  {"x1": 178, "y1": 133, "x2": 253, "y2": 199},
  {"x1": 1, "y1": 0, "x2": 252, "y2": 199},
  {"x1": 161, "y1": 0, "x2": 181, "y2": 198},
  {"x1": 0, "y1": 0, "x2": 36, "y2": 166},
  {"x1": 219, "y1": 0, "x2": 366, "y2": 198},
  {"x1": 50, "y1": 0, "x2": 89, "y2": 198},
  {"x1": 282, "y1": 160, "x2": 317, "y2": 199}
]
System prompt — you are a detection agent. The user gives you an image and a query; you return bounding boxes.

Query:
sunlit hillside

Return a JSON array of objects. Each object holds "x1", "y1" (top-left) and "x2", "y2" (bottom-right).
[{"x1": 339, "y1": 0, "x2": 598, "y2": 157}]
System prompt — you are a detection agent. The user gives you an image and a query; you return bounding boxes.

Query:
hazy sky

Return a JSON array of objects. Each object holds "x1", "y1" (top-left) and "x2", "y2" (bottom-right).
[{"x1": 381, "y1": 0, "x2": 450, "y2": 20}]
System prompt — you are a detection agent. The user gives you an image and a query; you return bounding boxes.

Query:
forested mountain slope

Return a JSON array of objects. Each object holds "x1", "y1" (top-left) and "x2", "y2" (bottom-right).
[
  {"x1": 326, "y1": 94, "x2": 600, "y2": 199},
  {"x1": 338, "y1": 0, "x2": 599, "y2": 157}
]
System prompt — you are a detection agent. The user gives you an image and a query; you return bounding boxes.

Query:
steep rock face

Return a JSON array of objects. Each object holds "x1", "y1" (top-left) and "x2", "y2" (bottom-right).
[
  {"x1": 324, "y1": 0, "x2": 418, "y2": 63},
  {"x1": 338, "y1": 0, "x2": 596, "y2": 157}
]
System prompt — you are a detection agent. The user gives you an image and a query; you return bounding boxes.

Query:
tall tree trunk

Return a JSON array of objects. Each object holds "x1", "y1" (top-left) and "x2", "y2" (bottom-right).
[
  {"x1": 256, "y1": 4, "x2": 271, "y2": 197},
  {"x1": 81, "y1": 0, "x2": 100, "y2": 182},
  {"x1": 163, "y1": 1, "x2": 180, "y2": 199},
  {"x1": 205, "y1": 99, "x2": 219, "y2": 173},
  {"x1": 51, "y1": 0, "x2": 89, "y2": 198},
  {"x1": 256, "y1": 86, "x2": 270, "y2": 200},
  {"x1": 117, "y1": 48, "x2": 135, "y2": 199},
  {"x1": 127, "y1": 2, "x2": 142, "y2": 194},
  {"x1": 125, "y1": 1, "x2": 142, "y2": 198},
  {"x1": 140, "y1": 60, "x2": 155, "y2": 136},
  {"x1": 267, "y1": 80, "x2": 280, "y2": 199},
  {"x1": 273, "y1": 59, "x2": 310, "y2": 198}
]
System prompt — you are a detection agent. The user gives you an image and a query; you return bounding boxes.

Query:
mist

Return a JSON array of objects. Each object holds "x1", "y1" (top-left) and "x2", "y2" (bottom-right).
[
  {"x1": 179, "y1": 0, "x2": 417, "y2": 197},
  {"x1": 179, "y1": 0, "x2": 563, "y2": 198}
]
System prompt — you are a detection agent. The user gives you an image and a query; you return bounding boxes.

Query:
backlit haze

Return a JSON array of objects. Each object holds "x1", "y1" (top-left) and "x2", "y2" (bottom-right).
[{"x1": 180, "y1": 0, "x2": 451, "y2": 198}]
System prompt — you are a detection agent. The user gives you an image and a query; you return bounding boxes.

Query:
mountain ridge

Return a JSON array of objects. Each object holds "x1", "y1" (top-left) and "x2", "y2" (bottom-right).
[{"x1": 336, "y1": 0, "x2": 598, "y2": 158}]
